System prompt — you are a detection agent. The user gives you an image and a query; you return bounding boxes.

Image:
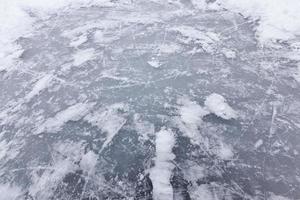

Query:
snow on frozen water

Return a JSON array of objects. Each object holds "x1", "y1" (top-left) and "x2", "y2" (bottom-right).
[
  {"x1": 25, "y1": 74, "x2": 53, "y2": 101},
  {"x1": 217, "y1": 141, "x2": 234, "y2": 160},
  {"x1": 169, "y1": 26, "x2": 219, "y2": 53},
  {"x1": 217, "y1": 0, "x2": 300, "y2": 44},
  {"x1": 157, "y1": 43, "x2": 181, "y2": 55},
  {"x1": 0, "y1": 183, "x2": 22, "y2": 200},
  {"x1": 72, "y1": 48, "x2": 96, "y2": 66},
  {"x1": 80, "y1": 150, "x2": 98, "y2": 174},
  {"x1": 204, "y1": 93, "x2": 238, "y2": 120},
  {"x1": 150, "y1": 128, "x2": 176, "y2": 200},
  {"x1": 178, "y1": 97, "x2": 208, "y2": 125},
  {"x1": 69, "y1": 34, "x2": 88, "y2": 48},
  {"x1": 254, "y1": 139, "x2": 264, "y2": 149},
  {"x1": 176, "y1": 97, "x2": 208, "y2": 144},
  {"x1": 84, "y1": 103, "x2": 127, "y2": 153},
  {"x1": 147, "y1": 59, "x2": 162, "y2": 69},
  {"x1": 1, "y1": 0, "x2": 300, "y2": 199},
  {"x1": 37, "y1": 102, "x2": 94, "y2": 134},
  {"x1": 221, "y1": 48, "x2": 237, "y2": 59}
]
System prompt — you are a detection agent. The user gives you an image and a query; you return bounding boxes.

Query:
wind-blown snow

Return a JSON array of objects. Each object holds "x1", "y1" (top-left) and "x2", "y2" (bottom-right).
[
  {"x1": 25, "y1": 74, "x2": 53, "y2": 101},
  {"x1": 0, "y1": 184, "x2": 22, "y2": 200},
  {"x1": 80, "y1": 151, "x2": 98, "y2": 174},
  {"x1": 176, "y1": 97, "x2": 209, "y2": 144},
  {"x1": 73, "y1": 48, "x2": 96, "y2": 66},
  {"x1": 84, "y1": 103, "x2": 127, "y2": 153},
  {"x1": 204, "y1": 93, "x2": 238, "y2": 120},
  {"x1": 37, "y1": 102, "x2": 94, "y2": 134},
  {"x1": 217, "y1": 0, "x2": 300, "y2": 44},
  {"x1": 150, "y1": 128, "x2": 176, "y2": 200}
]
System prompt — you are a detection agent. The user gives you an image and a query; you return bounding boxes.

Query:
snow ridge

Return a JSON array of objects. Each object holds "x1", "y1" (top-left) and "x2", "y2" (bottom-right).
[{"x1": 150, "y1": 128, "x2": 176, "y2": 200}]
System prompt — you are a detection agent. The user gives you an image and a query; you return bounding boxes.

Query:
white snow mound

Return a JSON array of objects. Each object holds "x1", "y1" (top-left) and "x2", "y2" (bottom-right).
[{"x1": 204, "y1": 93, "x2": 237, "y2": 120}]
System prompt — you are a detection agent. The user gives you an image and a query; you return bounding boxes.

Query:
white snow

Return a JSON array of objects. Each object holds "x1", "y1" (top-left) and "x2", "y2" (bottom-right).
[
  {"x1": 217, "y1": 141, "x2": 234, "y2": 160},
  {"x1": 150, "y1": 128, "x2": 176, "y2": 200},
  {"x1": 29, "y1": 141, "x2": 84, "y2": 199},
  {"x1": 84, "y1": 103, "x2": 127, "y2": 153},
  {"x1": 270, "y1": 193, "x2": 291, "y2": 200},
  {"x1": 73, "y1": 48, "x2": 96, "y2": 66},
  {"x1": 0, "y1": 184, "x2": 22, "y2": 200},
  {"x1": 37, "y1": 102, "x2": 94, "y2": 134},
  {"x1": 222, "y1": 48, "x2": 236, "y2": 59},
  {"x1": 176, "y1": 97, "x2": 209, "y2": 143},
  {"x1": 169, "y1": 26, "x2": 219, "y2": 53},
  {"x1": 147, "y1": 59, "x2": 162, "y2": 69},
  {"x1": 93, "y1": 30, "x2": 119, "y2": 44},
  {"x1": 0, "y1": 0, "x2": 95, "y2": 72},
  {"x1": 179, "y1": 98, "x2": 208, "y2": 126},
  {"x1": 254, "y1": 139, "x2": 264, "y2": 149},
  {"x1": 204, "y1": 93, "x2": 238, "y2": 120},
  {"x1": 217, "y1": 0, "x2": 300, "y2": 44},
  {"x1": 80, "y1": 150, "x2": 98, "y2": 174},
  {"x1": 190, "y1": 184, "x2": 214, "y2": 200},
  {"x1": 158, "y1": 43, "x2": 181, "y2": 54},
  {"x1": 70, "y1": 34, "x2": 88, "y2": 47},
  {"x1": 25, "y1": 74, "x2": 53, "y2": 101}
]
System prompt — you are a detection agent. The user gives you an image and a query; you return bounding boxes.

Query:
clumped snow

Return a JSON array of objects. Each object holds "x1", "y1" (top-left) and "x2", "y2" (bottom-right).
[
  {"x1": 176, "y1": 97, "x2": 208, "y2": 144},
  {"x1": 254, "y1": 139, "x2": 264, "y2": 149},
  {"x1": 150, "y1": 128, "x2": 176, "y2": 200},
  {"x1": 204, "y1": 93, "x2": 238, "y2": 120},
  {"x1": 80, "y1": 150, "x2": 98, "y2": 174}
]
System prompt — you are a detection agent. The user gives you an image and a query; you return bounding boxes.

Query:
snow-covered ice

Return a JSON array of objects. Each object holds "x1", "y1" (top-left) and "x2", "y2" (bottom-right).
[
  {"x1": 205, "y1": 93, "x2": 238, "y2": 120},
  {"x1": 0, "y1": 0, "x2": 300, "y2": 199},
  {"x1": 150, "y1": 128, "x2": 176, "y2": 200}
]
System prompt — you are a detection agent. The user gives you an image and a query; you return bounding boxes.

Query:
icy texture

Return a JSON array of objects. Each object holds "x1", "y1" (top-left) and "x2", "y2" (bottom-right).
[{"x1": 0, "y1": 1, "x2": 300, "y2": 200}]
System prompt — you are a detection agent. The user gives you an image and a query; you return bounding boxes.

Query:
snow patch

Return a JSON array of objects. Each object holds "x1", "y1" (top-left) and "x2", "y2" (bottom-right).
[
  {"x1": 147, "y1": 58, "x2": 162, "y2": 69},
  {"x1": 150, "y1": 128, "x2": 176, "y2": 200},
  {"x1": 25, "y1": 74, "x2": 53, "y2": 101},
  {"x1": 80, "y1": 150, "x2": 98, "y2": 174},
  {"x1": 217, "y1": 0, "x2": 300, "y2": 44},
  {"x1": 176, "y1": 97, "x2": 209, "y2": 144},
  {"x1": 158, "y1": 43, "x2": 181, "y2": 54},
  {"x1": 73, "y1": 48, "x2": 96, "y2": 66},
  {"x1": 254, "y1": 139, "x2": 264, "y2": 149},
  {"x1": 204, "y1": 93, "x2": 238, "y2": 120},
  {"x1": 169, "y1": 26, "x2": 219, "y2": 53},
  {"x1": 217, "y1": 141, "x2": 234, "y2": 160},
  {"x1": 70, "y1": 34, "x2": 88, "y2": 47},
  {"x1": 37, "y1": 102, "x2": 94, "y2": 134},
  {"x1": 0, "y1": 184, "x2": 22, "y2": 200},
  {"x1": 84, "y1": 103, "x2": 127, "y2": 153},
  {"x1": 179, "y1": 97, "x2": 208, "y2": 126},
  {"x1": 93, "y1": 30, "x2": 119, "y2": 44},
  {"x1": 190, "y1": 184, "x2": 214, "y2": 200},
  {"x1": 29, "y1": 141, "x2": 85, "y2": 199},
  {"x1": 221, "y1": 48, "x2": 236, "y2": 59}
]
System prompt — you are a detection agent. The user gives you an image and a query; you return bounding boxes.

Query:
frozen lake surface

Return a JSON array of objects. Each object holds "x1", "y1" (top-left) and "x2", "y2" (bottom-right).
[{"x1": 0, "y1": 1, "x2": 300, "y2": 200}]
